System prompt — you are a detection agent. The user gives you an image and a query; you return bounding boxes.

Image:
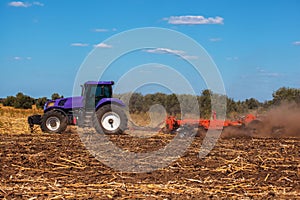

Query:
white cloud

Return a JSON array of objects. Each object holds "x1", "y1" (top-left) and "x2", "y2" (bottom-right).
[
  {"x1": 256, "y1": 67, "x2": 280, "y2": 77},
  {"x1": 93, "y1": 28, "x2": 117, "y2": 32},
  {"x1": 164, "y1": 15, "x2": 224, "y2": 25},
  {"x1": 181, "y1": 55, "x2": 199, "y2": 60},
  {"x1": 71, "y1": 43, "x2": 89, "y2": 47},
  {"x1": 293, "y1": 41, "x2": 300, "y2": 46},
  {"x1": 94, "y1": 43, "x2": 112, "y2": 48},
  {"x1": 32, "y1": 1, "x2": 44, "y2": 6},
  {"x1": 209, "y1": 38, "x2": 222, "y2": 42},
  {"x1": 144, "y1": 48, "x2": 198, "y2": 60},
  {"x1": 13, "y1": 56, "x2": 22, "y2": 60},
  {"x1": 145, "y1": 48, "x2": 184, "y2": 55},
  {"x1": 8, "y1": 1, "x2": 30, "y2": 7},
  {"x1": 94, "y1": 29, "x2": 109, "y2": 32},
  {"x1": 8, "y1": 1, "x2": 44, "y2": 7},
  {"x1": 256, "y1": 67, "x2": 265, "y2": 73},
  {"x1": 13, "y1": 56, "x2": 32, "y2": 60},
  {"x1": 266, "y1": 73, "x2": 280, "y2": 77},
  {"x1": 226, "y1": 56, "x2": 239, "y2": 61}
]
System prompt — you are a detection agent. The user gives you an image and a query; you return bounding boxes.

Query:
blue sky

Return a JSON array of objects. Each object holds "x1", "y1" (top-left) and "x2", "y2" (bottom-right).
[{"x1": 0, "y1": 0, "x2": 299, "y2": 101}]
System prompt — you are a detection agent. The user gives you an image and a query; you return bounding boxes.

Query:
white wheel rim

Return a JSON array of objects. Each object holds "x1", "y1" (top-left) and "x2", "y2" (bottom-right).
[
  {"x1": 46, "y1": 116, "x2": 61, "y2": 131},
  {"x1": 101, "y1": 112, "x2": 121, "y2": 131}
]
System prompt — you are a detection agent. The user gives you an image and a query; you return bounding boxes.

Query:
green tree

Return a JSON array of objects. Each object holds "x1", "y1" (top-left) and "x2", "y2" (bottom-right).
[
  {"x1": 35, "y1": 97, "x2": 48, "y2": 109},
  {"x1": 245, "y1": 98, "x2": 261, "y2": 110},
  {"x1": 272, "y1": 87, "x2": 300, "y2": 105},
  {"x1": 51, "y1": 93, "x2": 63, "y2": 100},
  {"x1": 226, "y1": 97, "x2": 238, "y2": 116},
  {"x1": 198, "y1": 89, "x2": 212, "y2": 118},
  {"x1": 2, "y1": 96, "x2": 16, "y2": 107},
  {"x1": 178, "y1": 94, "x2": 199, "y2": 115},
  {"x1": 129, "y1": 93, "x2": 144, "y2": 113},
  {"x1": 13, "y1": 92, "x2": 35, "y2": 109},
  {"x1": 235, "y1": 100, "x2": 248, "y2": 114},
  {"x1": 165, "y1": 94, "x2": 180, "y2": 115}
]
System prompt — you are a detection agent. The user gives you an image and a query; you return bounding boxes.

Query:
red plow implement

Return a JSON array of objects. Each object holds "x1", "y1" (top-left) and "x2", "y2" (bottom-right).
[{"x1": 163, "y1": 112, "x2": 258, "y2": 134}]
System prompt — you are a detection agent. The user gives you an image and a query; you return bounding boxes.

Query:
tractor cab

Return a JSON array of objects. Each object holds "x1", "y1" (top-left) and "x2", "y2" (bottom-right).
[{"x1": 82, "y1": 81, "x2": 114, "y2": 110}]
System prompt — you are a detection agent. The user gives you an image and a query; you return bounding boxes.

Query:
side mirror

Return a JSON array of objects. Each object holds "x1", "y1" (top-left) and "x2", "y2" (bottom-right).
[{"x1": 80, "y1": 85, "x2": 84, "y2": 96}]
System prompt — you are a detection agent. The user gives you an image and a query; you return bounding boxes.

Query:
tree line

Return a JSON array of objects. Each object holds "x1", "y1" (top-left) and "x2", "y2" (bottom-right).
[
  {"x1": 1, "y1": 87, "x2": 299, "y2": 118},
  {"x1": 1, "y1": 93, "x2": 63, "y2": 109},
  {"x1": 115, "y1": 87, "x2": 300, "y2": 118}
]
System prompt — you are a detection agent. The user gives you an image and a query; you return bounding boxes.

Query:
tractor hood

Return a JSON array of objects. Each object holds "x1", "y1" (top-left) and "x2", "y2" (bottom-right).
[{"x1": 44, "y1": 96, "x2": 83, "y2": 111}]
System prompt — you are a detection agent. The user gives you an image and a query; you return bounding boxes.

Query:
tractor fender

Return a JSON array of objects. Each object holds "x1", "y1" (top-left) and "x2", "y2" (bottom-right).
[
  {"x1": 95, "y1": 98, "x2": 125, "y2": 110},
  {"x1": 44, "y1": 107, "x2": 68, "y2": 117}
]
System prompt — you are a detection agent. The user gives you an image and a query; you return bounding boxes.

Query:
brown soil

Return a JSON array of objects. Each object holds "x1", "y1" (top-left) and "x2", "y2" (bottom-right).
[{"x1": 0, "y1": 133, "x2": 299, "y2": 199}]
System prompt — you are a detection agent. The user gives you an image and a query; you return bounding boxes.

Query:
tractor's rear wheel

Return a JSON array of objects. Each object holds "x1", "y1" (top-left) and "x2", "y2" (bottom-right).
[
  {"x1": 40, "y1": 110, "x2": 68, "y2": 133},
  {"x1": 94, "y1": 104, "x2": 128, "y2": 134}
]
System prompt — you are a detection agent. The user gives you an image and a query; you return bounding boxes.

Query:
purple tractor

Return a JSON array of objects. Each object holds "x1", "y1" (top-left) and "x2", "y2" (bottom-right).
[{"x1": 28, "y1": 81, "x2": 128, "y2": 134}]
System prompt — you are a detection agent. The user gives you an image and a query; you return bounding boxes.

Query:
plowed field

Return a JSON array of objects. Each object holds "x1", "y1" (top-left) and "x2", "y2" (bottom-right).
[{"x1": 0, "y1": 133, "x2": 299, "y2": 199}]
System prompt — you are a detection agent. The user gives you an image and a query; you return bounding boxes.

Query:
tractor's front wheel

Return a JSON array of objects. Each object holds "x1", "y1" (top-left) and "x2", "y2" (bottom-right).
[
  {"x1": 94, "y1": 104, "x2": 128, "y2": 134},
  {"x1": 40, "y1": 110, "x2": 68, "y2": 133}
]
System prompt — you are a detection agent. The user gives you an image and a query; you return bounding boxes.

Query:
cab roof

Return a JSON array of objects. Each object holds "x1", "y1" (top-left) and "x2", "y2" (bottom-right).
[{"x1": 84, "y1": 81, "x2": 114, "y2": 85}]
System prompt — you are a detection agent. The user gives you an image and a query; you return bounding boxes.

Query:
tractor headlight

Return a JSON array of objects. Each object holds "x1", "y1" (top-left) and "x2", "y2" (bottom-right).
[{"x1": 46, "y1": 101, "x2": 55, "y2": 108}]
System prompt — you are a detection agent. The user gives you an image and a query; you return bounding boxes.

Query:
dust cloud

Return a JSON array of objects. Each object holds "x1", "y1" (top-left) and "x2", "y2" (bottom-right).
[
  {"x1": 220, "y1": 102, "x2": 300, "y2": 138},
  {"x1": 260, "y1": 102, "x2": 300, "y2": 137}
]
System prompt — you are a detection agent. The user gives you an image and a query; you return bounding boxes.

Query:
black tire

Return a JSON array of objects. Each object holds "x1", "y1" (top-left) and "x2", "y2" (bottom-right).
[
  {"x1": 40, "y1": 110, "x2": 68, "y2": 133},
  {"x1": 93, "y1": 104, "x2": 128, "y2": 134}
]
